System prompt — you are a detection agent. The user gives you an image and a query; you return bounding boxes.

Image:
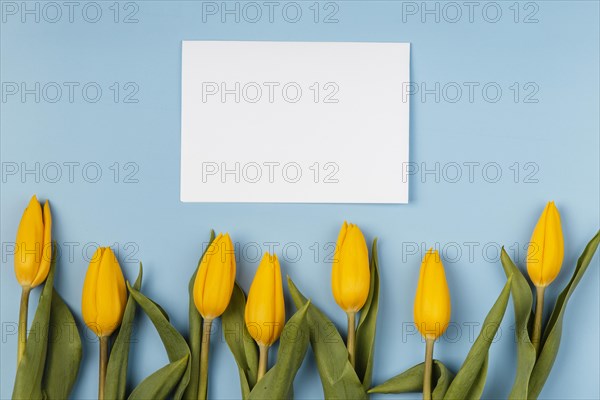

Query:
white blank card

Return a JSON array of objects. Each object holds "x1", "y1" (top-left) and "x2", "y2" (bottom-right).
[{"x1": 181, "y1": 41, "x2": 410, "y2": 203}]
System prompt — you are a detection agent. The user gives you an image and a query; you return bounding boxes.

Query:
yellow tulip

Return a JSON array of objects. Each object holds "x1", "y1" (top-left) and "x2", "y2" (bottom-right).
[
  {"x1": 82, "y1": 247, "x2": 127, "y2": 337},
  {"x1": 527, "y1": 201, "x2": 564, "y2": 288},
  {"x1": 14, "y1": 195, "x2": 52, "y2": 288},
  {"x1": 331, "y1": 221, "x2": 370, "y2": 368},
  {"x1": 245, "y1": 252, "x2": 285, "y2": 347},
  {"x1": 413, "y1": 249, "x2": 451, "y2": 340},
  {"x1": 14, "y1": 195, "x2": 52, "y2": 364},
  {"x1": 414, "y1": 249, "x2": 451, "y2": 400},
  {"x1": 331, "y1": 221, "x2": 370, "y2": 313},
  {"x1": 193, "y1": 233, "x2": 236, "y2": 320},
  {"x1": 527, "y1": 201, "x2": 565, "y2": 354},
  {"x1": 194, "y1": 233, "x2": 237, "y2": 399}
]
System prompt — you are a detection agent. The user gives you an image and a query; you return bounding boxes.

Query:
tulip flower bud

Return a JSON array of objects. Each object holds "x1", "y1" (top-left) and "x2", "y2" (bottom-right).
[
  {"x1": 193, "y1": 233, "x2": 237, "y2": 320},
  {"x1": 331, "y1": 222, "x2": 370, "y2": 313},
  {"x1": 245, "y1": 253, "x2": 285, "y2": 347},
  {"x1": 527, "y1": 201, "x2": 564, "y2": 287},
  {"x1": 14, "y1": 195, "x2": 52, "y2": 288},
  {"x1": 414, "y1": 249, "x2": 451, "y2": 340},
  {"x1": 82, "y1": 247, "x2": 127, "y2": 337}
]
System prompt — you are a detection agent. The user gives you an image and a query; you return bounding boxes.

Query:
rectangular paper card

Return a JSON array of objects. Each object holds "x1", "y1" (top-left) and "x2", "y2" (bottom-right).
[{"x1": 181, "y1": 41, "x2": 410, "y2": 203}]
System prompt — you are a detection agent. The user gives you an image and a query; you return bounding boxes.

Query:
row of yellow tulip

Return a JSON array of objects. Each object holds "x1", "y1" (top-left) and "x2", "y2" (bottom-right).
[{"x1": 11, "y1": 195, "x2": 598, "y2": 400}]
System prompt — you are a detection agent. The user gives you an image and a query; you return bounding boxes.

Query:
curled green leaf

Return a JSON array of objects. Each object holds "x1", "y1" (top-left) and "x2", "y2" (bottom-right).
[
  {"x1": 355, "y1": 238, "x2": 380, "y2": 390},
  {"x1": 105, "y1": 264, "x2": 143, "y2": 400},
  {"x1": 368, "y1": 360, "x2": 453, "y2": 399},
  {"x1": 248, "y1": 301, "x2": 310, "y2": 400},
  {"x1": 528, "y1": 231, "x2": 600, "y2": 399},
  {"x1": 288, "y1": 277, "x2": 367, "y2": 400},
  {"x1": 42, "y1": 290, "x2": 82, "y2": 400},
  {"x1": 183, "y1": 230, "x2": 215, "y2": 400},
  {"x1": 128, "y1": 284, "x2": 191, "y2": 400},
  {"x1": 222, "y1": 283, "x2": 259, "y2": 399},
  {"x1": 443, "y1": 276, "x2": 512, "y2": 400},
  {"x1": 128, "y1": 356, "x2": 189, "y2": 400},
  {"x1": 13, "y1": 246, "x2": 57, "y2": 400},
  {"x1": 500, "y1": 248, "x2": 536, "y2": 399}
]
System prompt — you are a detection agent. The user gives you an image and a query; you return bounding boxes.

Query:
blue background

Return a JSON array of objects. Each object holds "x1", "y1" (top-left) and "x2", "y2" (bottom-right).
[{"x1": 1, "y1": 1, "x2": 599, "y2": 399}]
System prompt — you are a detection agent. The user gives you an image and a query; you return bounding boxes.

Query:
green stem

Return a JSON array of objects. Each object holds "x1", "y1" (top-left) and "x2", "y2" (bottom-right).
[
  {"x1": 198, "y1": 319, "x2": 213, "y2": 400},
  {"x1": 17, "y1": 286, "x2": 31, "y2": 365},
  {"x1": 346, "y1": 311, "x2": 356, "y2": 368},
  {"x1": 257, "y1": 344, "x2": 269, "y2": 381},
  {"x1": 423, "y1": 338, "x2": 435, "y2": 400},
  {"x1": 99, "y1": 336, "x2": 109, "y2": 400},
  {"x1": 532, "y1": 286, "x2": 545, "y2": 355}
]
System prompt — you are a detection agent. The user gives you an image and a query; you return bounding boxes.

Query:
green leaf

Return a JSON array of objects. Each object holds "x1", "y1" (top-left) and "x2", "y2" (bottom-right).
[
  {"x1": 105, "y1": 264, "x2": 143, "y2": 400},
  {"x1": 368, "y1": 360, "x2": 454, "y2": 399},
  {"x1": 369, "y1": 363, "x2": 423, "y2": 394},
  {"x1": 128, "y1": 356, "x2": 189, "y2": 400},
  {"x1": 183, "y1": 230, "x2": 215, "y2": 400},
  {"x1": 150, "y1": 298, "x2": 171, "y2": 322},
  {"x1": 355, "y1": 238, "x2": 380, "y2": 390},
  {"x1": 431, "y1": 360, "x2": 455, "y2": 399},
  {"x1": 12, "y1": 247, "x2": 57, "y2": 400},
  {"x1": 287, "y1": 277, "x2": 367, "y2": 400},
  {"x1": 444, "y1": 276, "x2": 512, "y2": 400},
  {"x1": 528, "y1": 230, "x2": 600, "y2": 399},
  {"x1": 248, "y1": 301, "x2": 311, "y2": 400},
  {"x1": 42, "y1": 290, "x2": 82, "y2": 400},
  {"x1": 222, "y1": 283, "x2": 259, "y2": 399},
  {"x1": 128, "y1": 284, "x2": 192, "y2": 400},
  {"x1": 499, "y1": 248, "x2": 536, "y2": 399},
  {"x1": 463, "y1": 355, "x2": 488, "y2": 399}
]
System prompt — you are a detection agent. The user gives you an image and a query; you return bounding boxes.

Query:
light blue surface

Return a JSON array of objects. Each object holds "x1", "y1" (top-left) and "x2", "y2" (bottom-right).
[{"x1": 1, "y1": 1, "x2": 599, "y2": 399}]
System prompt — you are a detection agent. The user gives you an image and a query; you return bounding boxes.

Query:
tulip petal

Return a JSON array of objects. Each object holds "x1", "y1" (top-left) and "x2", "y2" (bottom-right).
[
  {"x1": 245, "y1": 253, "x2": 285, "y2": 346},
  {"x1": 96, "y1": 248, "x2": 127, "y2": 336},
  {"x1": 82, "y1": 248, "x2": 103, "y2": 336},
  {"x1": 194, "y1": 233, "x2": 222, "y2": 317},
  {"x1": 527, "y1": 202, "x2": 564, "y2": 287},
  {"x1": 14, "y1": 195, "x2": 45, "y2": 286},
  {"x1": 274, "y1": 254, "x2": 285, "y2": 343},
  {"x1": 194, "y1": 233, "x2": 236, "y2": 319},
  {"x1": 184, "y1": 230, "x2": 216, "y2": 400},
  {"x1": 414, "y1": 250, "x2": 451, "y2": 339},
  {"x1": 205, "y1": 234, "x2": 234, "y2": 318},
  {"x1": 82, "y1": 247, "x2": 127, "y2": 337},
  {"x1": 31, "y1": 200, "x2": 52, "y2": 287},
  {"x1": 332, "y1": 222, "x2": 370, "y2": 313}
]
